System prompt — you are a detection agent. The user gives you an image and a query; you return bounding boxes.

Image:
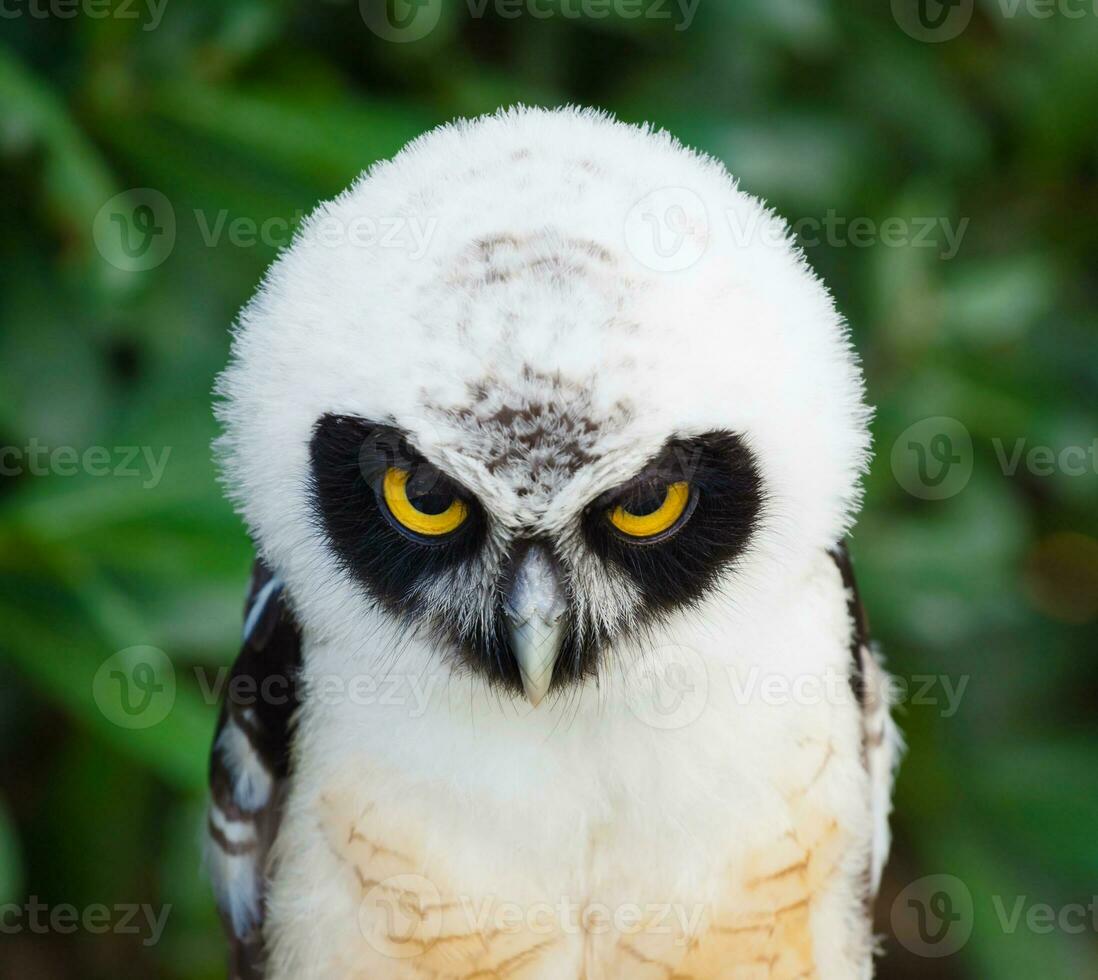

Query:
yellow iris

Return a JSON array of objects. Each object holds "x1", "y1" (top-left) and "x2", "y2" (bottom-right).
[
  {"x1": 382, "y1": 467, "x2": 468, "y2": 537},
  {"x1": 608, "y1": 481, "x2": 691, "y2": 539}
]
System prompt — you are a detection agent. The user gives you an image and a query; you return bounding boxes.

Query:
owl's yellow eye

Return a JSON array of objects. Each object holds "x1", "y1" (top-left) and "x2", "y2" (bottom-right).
[
  {"x1": 382, "y1": 466, "x2": 468, "y2": 537},
  {"x1": 607, "y1": 481, "x2": 691, "y2": 539}
]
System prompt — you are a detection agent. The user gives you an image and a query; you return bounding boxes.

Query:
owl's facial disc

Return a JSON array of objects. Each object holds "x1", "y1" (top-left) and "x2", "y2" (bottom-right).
[{"x1": 309, "y1": 414, "x2": 762, "y2": 705}]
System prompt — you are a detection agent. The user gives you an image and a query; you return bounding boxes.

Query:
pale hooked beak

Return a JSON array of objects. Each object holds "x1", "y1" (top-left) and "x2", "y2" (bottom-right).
[{"x1": 504, "y1": 544, "x2": 567, "y2": 707}]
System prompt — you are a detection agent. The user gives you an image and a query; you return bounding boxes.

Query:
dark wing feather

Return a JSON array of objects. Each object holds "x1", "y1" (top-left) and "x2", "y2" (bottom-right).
[
  {"x1": 830, "y1": 542, "x2": 898, "y2": 900},
  {"x1": 207, "y1": 559, "x2": 301, "y2": 980}
]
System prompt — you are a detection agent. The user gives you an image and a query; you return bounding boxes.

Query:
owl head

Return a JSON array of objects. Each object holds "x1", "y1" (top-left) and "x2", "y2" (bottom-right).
[{"x1": 216, "y1": 106, "x2": 870, "y2": 706}]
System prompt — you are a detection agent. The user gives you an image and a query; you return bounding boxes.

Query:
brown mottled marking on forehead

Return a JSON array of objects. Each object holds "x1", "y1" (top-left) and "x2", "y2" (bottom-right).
[
  {"x1": 573, "y1": 238, "x2": 614, "y2": 264},
  {"x1": 425, "y1": 367, "x2": 632, "y2": 501},
  {"x1": 482, "y1": 266, "x2": 516, "y2": 286},
  {"x1": 476, "y1": 232, "x2": 525, "y2": 256},
  {"x1": 447, "y1": 230, "x2": 619, "y2": 291},
  {"x1": 467, "y1": 231, "x2": 617, "y2": 259}
]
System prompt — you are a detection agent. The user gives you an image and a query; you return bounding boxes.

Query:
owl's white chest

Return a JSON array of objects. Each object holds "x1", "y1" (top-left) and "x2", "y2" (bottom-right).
[{"x1": 264, "y1": 553, "x2": 874, "y2": 979}]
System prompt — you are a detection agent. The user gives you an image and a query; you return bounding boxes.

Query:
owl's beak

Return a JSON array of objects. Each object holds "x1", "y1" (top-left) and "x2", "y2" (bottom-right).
[{"x1": 504, "y1": 544, "x2": 567, "y2": 707}]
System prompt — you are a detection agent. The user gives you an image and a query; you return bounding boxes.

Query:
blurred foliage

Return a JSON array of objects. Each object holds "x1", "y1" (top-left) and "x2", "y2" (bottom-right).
[{"x1": 1, "y1": 0, "x2": 1096, "y2": 977}]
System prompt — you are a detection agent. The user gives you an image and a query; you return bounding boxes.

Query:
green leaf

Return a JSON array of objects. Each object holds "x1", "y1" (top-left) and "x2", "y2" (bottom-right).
[
  {"x1": 0, "y1": 44, "x2": 116, "y2": 259},
  {"x1": 148, "y1": 81, "x2": 439, "y2": 191}
]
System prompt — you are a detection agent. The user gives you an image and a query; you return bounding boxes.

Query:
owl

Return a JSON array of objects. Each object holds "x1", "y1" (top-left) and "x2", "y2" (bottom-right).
[{"x1": 208, "y1": 106, "x2": 898, "y2": 979}]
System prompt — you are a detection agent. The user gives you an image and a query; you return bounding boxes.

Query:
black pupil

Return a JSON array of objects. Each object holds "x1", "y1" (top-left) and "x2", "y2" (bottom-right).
[
  {"x1": 405, "y1": 466, "x2": 455, "y2": 515},
  {"x1": 621, "y1": 481, "x2": 668, "y2": 516}
]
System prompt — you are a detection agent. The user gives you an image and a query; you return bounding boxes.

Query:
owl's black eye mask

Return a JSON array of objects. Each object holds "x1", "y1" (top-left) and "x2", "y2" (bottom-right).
[
  {"x1": 310, "y1": 415, "x2": 763, "y2": 690},
  {"x1": 309, "y1": 415, "x2": 486, "y2": 614},
  {"x1": 582, "y1": 432, "x2": 764, "y2": 613}
]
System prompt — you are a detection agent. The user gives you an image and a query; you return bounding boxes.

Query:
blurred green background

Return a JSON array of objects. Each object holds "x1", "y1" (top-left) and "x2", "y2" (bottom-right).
[{"x1": 1, "y1": 0, "x2": 1096, "y2": 977}]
